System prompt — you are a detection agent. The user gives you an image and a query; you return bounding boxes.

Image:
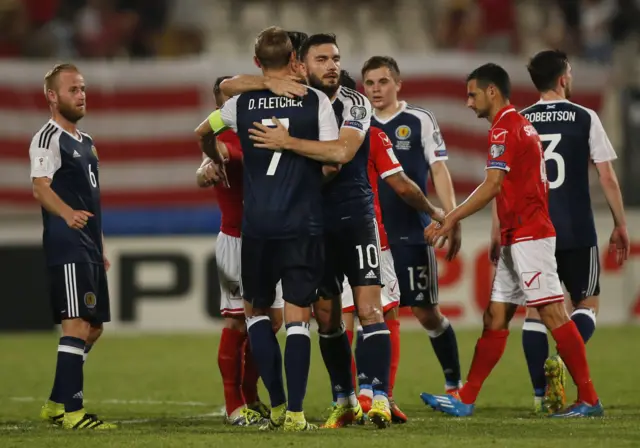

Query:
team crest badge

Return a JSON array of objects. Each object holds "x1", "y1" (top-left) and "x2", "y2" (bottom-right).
[
  {"x1": 91, "y1": 146, "x2": 99, "y2": 160},
  {"x1": 84, "y1": 292, "x2": 97, "y2": 309},
  {"x1": 395, "y1": 125, "x2": 411, "y2": 140}
]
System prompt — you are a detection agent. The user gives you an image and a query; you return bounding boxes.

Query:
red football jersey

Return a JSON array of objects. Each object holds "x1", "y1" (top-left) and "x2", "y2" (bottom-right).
[
  {"x1": 215, "y1": 130, "x2": 243, "y2": 237},
  {"x1": 486, "y1": 105, "x2": 555, "y2": 246},
  {"x1": 368, "y1": 126, "x2": 404, "y2": 250}
]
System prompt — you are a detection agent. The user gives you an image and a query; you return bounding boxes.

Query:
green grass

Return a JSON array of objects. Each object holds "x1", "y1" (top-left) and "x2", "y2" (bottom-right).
[{"x1": 0, "y1": 326, "x2": 638, "y2": 447}]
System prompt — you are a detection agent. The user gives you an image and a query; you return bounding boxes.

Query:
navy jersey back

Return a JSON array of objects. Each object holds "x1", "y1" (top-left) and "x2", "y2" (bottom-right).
[
  {"x1": 373, "y1": 102, "x2": 448, "y2": 245},
  {"x1": 323, "y1": 86, "x2": 375, "y2": 227},
  {"x1": 521, "y1": 100, "x2": 617, "y2": 249},
  {"x1": 213, "y1": 87, "x2": 339, "y2": 238},
  {"x1": 29, "y1": 120, "x2": 103, "y2": 266}
]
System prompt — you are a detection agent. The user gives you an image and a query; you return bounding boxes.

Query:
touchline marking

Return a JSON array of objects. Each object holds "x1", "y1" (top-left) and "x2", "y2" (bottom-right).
[{"x1": 9, "y1": 397, "x2": 213, "y2": 407}]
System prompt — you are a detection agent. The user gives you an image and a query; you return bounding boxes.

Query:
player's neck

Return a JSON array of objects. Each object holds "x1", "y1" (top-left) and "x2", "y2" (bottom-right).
[
  {"x1": 539, "y1": 89, "x2": 566, "y2": 102},
  {"x1": 262, "y1": 68, "x2": 293, "y2": 82},
  {"x1": 488, "y1": 100, "x2": 511, "y2": 123},
  {"x1": 375, "y1": 100, "x2": 402, "y2": 119},
  {"x1": 51, "y1": 113, "x2": 79, "y2": 137}
]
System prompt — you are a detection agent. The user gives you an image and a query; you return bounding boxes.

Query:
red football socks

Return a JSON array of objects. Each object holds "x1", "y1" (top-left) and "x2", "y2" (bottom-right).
[
  {"x1": 386, "y1": 318, "x2": 401, "y2": 397},
  {"x1": 241, "y1": 338, "x2": 261, "y2": 405},
  {"x1": 346, "y1": 329, "x2": 357, "y2": 391},
  {"x1": 552, "y1": 320, "x2": 598, "y2": 405},
  {"x1": 458, "y1": 329, "x2": 509, "y2": 405},
  {"x1": 218, "y1": 328, "x2": 246, "y2": 415}
]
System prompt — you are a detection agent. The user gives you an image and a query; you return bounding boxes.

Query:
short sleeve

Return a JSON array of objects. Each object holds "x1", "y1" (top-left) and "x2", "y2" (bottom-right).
[
  {"x1": 208, "y1": 95, "x2": 239, "y2": 134},
  {"x1": 318, "y1": 92, "x2": 340, "y2": 141},
  {"x1": 485, "y1": 126, "x2": 514, "y2": 172},
  {"x1": 29, "y1": 132, "x2": 62, "y2": 179},
  {"x1": 587, "y1": 109, "x2": 617, "y2": 163},
  {"x1": 371, "y1": 129, "x2": 403, "y2": 179},
  {"x1": 341, "y1": 90, "x2": 372, "y2": 134},
  {"x1": 419, "y1": 112, "x2": 448, "y2": 164}
]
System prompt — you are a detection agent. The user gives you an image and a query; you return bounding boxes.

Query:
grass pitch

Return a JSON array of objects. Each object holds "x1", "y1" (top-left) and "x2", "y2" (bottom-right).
[{"x1": 1, "y1": 326, "x2": 638, "y2": 447}]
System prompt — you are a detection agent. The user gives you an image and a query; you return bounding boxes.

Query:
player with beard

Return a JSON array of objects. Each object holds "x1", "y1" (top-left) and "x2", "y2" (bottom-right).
[
  {"x1": 245, "y1": 33, "x2": 400, "y2": 429},
  {"x1": 519, "y1": 50, "x2": 629, "y2": 414},
  {"x1": 33, "y1": 63, "x2": 115, "y2": 430},
  {"x1": 421, "y1": 63, "x2": 602, "y2": 419},
  {"x1": 197, "y1": 76, "x2": 285, "y2": 426}
]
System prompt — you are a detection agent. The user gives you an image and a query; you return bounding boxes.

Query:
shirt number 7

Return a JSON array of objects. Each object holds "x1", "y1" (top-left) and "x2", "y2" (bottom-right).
[{"x1": 261, "y1": 118, "x2": 290, "y2": 176}]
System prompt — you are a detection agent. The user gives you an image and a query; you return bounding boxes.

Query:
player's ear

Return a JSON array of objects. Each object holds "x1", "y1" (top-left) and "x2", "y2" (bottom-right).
[
  {"x1": 559, "y1": 74, "x2": 567, "y2": 90},
  {"x1": 253, "y1": 56, "x2": 261, "y2": 69},
  {"x1": 46, "y1": 88, "x2": 57, "y2": 105},
  {"x1": 395, "y1": 79, "x2": 402, "y2": 94}
]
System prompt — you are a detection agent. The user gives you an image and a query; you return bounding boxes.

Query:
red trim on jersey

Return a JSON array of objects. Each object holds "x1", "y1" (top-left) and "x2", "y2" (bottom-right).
[
  {"x1": 526, "y1": 295, "x2": 565, "y2": 308},
  {"x1": 221, "y1": 308, "x2": 245, "y2": 317},
  {"x1": 215, "y1": 130, "x2": 243, "y2": 237},
  {"x1": 369, "y1": 127, "x2": 402, "y2": 250}
]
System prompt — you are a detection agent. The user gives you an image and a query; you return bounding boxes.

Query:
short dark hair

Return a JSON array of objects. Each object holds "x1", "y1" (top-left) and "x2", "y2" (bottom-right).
[
  {"x1": 527, "y1": 50, "x2": 569, "y2": 92},
  {"x1": 466, "y1": 63, "x2": 511, "y2": 99},
  {"x1": 361, "y1": 56, "x2": 400, "y2": 79},
  {"x1": 287, "y1": 31, "x2": 308, "y2": 60},
  {"x1": 254, "y1": 26, "x2": 293, "y2": 70},
  {"x1": 213, "y1": 75, "x2": 232, "y2": 104},
  {"x1": 299, "y1": 33, "x2": 338, "y2": 60},
  {"x1": 340, "y1": 70, "x2": 357, "y2": 90}
]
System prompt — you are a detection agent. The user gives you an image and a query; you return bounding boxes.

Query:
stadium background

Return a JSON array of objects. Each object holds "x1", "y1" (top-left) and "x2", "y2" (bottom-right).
[{"x1": 0, "y1": 0, "x2": 639, "y2": 332}]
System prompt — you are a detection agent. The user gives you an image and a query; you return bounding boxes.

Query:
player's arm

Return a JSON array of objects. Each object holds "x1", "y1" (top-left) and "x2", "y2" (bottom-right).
[
  {"x1": 219, "y1": 75, "x2": 307, "y2": 98},
  {"x1": 384, "y1": 172, "x2": 443, "y2": 220},
  {"x1": 430, "y1": 162, "x2": 456, "y2": 213},
  {"x1": 489, "y1": 199, "x2": 501, "y2": 264},
  {"x1": 588, "y1": 110, "x2": 630, "y2": 263},
  {"x1": 422, "y1": 116, "x2": 461, "y2": 256}
]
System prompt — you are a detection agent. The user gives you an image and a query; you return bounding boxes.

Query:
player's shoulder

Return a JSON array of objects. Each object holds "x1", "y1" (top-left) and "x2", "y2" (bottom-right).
[
  {"x1": 79, "y1": 130, "x2": 94, "y2": 143},
  {"x1": 30, "y1": 120, "x2": 62, "y2": 150},
  {"x1": 306, "y1": 85, "x2": 331, "y2": 103},
  {"x1": 337, "y1": 85, "x2": 369, "y2": 107},
  {"x1": 402, "y1": 103, "x2": 439, "y2": 130}
]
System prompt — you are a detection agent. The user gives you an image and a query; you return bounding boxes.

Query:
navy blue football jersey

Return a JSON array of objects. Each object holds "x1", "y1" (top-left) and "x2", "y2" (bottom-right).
[
  {"x1": 210, "y1": 87, "x2": 339, "y2": 238},
  {"x1": 521, "y1": 99, "x2": 617, "y2": 249},
  {"x1": 373, "y1": 102, "x2": 448, "y2": 245},
  {"x1": 322, "y1": 86, "x2": 375, "y2": 227},
  {"x1": 29, "y1": 120, "x2": 104, "y2": 266}
]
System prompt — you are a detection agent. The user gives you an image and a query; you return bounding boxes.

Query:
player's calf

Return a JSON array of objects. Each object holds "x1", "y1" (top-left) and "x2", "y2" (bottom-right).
[
  {"x1": 413, "y1": 305, "x2": 462, "y2": 392},
  {"x1": 538, "y1": 301, "x2": 600, "y2": 408}
]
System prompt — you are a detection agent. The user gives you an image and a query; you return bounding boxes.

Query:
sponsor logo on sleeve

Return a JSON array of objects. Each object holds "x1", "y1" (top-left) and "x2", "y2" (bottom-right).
[
  {"x1": 486, "y1": 160, "x2": 508, "y2": 170},
  {"x1": 343, "y1": 120, "x2": 364, "y2": 130}
]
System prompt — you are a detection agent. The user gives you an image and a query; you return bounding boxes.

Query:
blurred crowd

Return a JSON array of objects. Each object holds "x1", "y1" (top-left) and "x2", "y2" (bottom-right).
[{"x1": 0, "y1": 0, "x2": 639, "y2": 71}]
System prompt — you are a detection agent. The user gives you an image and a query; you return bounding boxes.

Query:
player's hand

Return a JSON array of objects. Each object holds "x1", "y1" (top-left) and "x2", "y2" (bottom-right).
[
  {"x1": 609, "y1": 225, "x2": 630, "y2": 266},
  {"x1": 63, "y1": 210, "x2": 93, "y2": 230},
  {"x1": 430, "y1": 207, "x2": 445, "y2": 224},
  {"x1": 445, "y1": 222, "x2": 462, "y2": 261},
  {"x1": 198, "y1": 160, "x2": 229, "y2": 188},
  {"x1": 489, "y1": 237, "x2": 501, "y2": 266},
  {"x1": 103, "y1": 254, "x2": 111, "y2": 272},
  {"x1": 264, "y1": 76, "x2": 307, "y2": 98},
  {"x1": 424, "y1": 215, "x2": 456, "y2": 248},
  {"x1": 249, "y1": 117, "x2": 290, "y2": 150}
]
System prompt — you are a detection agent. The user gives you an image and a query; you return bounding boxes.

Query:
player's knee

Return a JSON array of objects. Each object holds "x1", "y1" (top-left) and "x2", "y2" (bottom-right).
[
  {"x1": 225, "y1": 316, "x2": 247, "y2": 333},
  {"x1": 269, "y1": 308, "x2": 284, "y2": 333},
  {"x1": 87, "y1": 324, "x2": 103, "y2": 345},
  {"x1": 61, "y1": 318, "x2": 92, "y2": 341},
  {"x1": 574, "y1": 296, "x2": 599, "y2": 315},
  {"x1": 357, "y1": 301, "x2": 384, "y2": 326},
  {"x1": 482, "y1": 305, "x2": 509, "y2": 331},
  {"x1": 537, "y1": 302, "x2": 570, "y2": 330},
  {"x1": 412, "y1": 305, "x2": 443, "y2": 331}
]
